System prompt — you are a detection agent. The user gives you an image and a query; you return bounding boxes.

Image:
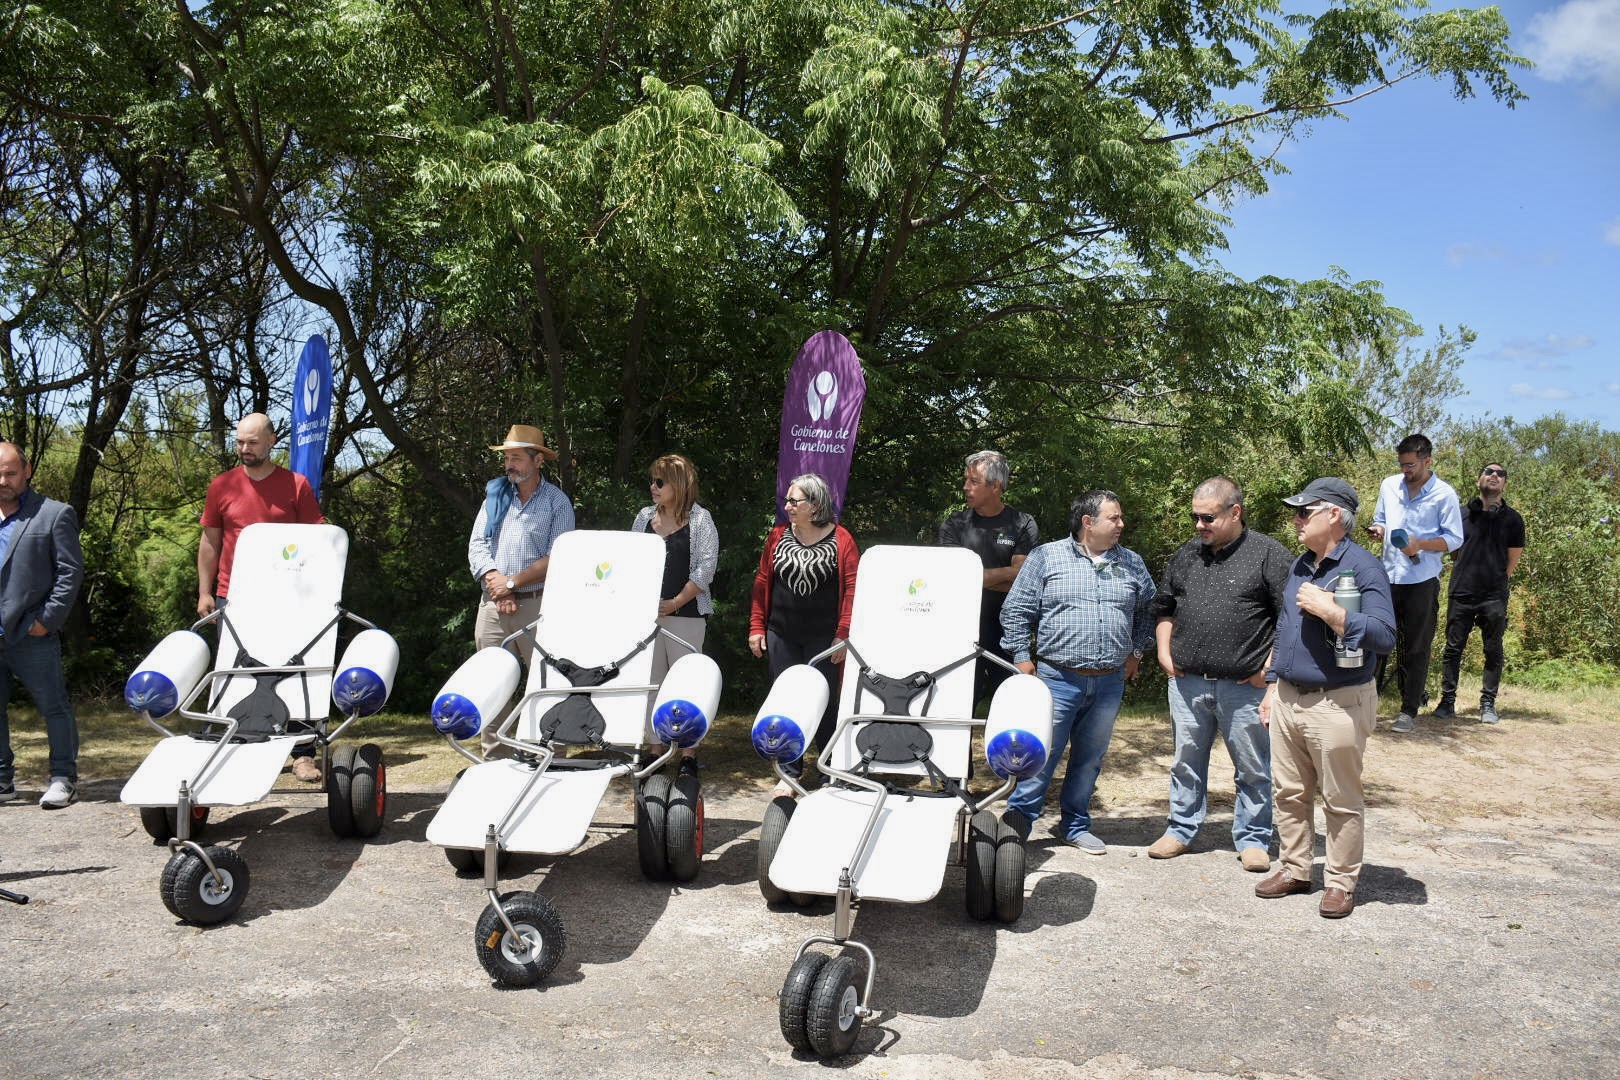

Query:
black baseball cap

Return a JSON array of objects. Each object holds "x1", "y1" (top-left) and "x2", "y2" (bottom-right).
[{"x1": 1280, "y1": 478, "x2": 1360, "y2": 516}]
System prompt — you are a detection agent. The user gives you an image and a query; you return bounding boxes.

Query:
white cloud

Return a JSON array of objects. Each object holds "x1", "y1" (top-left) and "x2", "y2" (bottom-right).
[
  {"x1": 1495, "y1": 333, "x2": 1597, "y2": 360},
  {"x1": 1509, "y1": 382, "x2": 1576, "y2": 400},
  {"x1": 1605, "y1": 216, "x2": 1620, "y2": 246},
  {"x1": 1606, "y1": 382, "x2": 1620, "y2": 394},
  {"x1": 1526, "y1": 0, "x2": 1620, "y2": 94}
]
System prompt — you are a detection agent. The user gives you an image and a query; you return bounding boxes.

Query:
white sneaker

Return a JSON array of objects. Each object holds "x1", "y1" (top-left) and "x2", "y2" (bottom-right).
[{"x1": 39, "y1": 777, "x2": 76, "y2": 809}]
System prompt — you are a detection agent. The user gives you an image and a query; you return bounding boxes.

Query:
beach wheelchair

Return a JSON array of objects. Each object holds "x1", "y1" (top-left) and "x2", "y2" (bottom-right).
[
  {"x1": 751, "y1": 545, "x2": 1053, "y2": 1058},
  {"x1": 121, "y1": 523, "x2": 400, "y2": 925},
  {"x1": 426, "y1": 530, "x2": 721, "y2": 987}
]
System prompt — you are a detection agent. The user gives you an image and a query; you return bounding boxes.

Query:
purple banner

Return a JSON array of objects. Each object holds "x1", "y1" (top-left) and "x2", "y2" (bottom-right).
[{"x1": 775, "y1": 330, "x2": 866, "y2": 523}]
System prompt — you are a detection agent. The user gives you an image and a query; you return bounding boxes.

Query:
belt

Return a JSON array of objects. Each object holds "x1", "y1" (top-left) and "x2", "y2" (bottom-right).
[
  {"x1": 487, "y1": 588, "x2": 543, "y2": 601},
  {"x1": 1283, "y1": 679, "x2": 1330, "y2": 694},
  {"x1": 1041, "y1": 659, "x2": 1120, "y2": 677}
]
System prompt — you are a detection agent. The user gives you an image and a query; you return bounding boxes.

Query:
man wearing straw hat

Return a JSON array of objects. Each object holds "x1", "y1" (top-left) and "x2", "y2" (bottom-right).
[{"x1": 467, "y1": 425, "x2": 576, "y2": 668}]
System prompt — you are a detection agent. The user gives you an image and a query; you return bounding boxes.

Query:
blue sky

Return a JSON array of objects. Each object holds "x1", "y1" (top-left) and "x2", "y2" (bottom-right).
[{"x1": 1216, "y1": 0, "x2": 1620, "y2": 433}]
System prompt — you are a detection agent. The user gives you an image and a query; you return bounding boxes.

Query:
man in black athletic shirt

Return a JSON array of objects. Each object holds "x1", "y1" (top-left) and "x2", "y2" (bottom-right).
[{"x1": 938, "y1": 450, "x2": 1039, "y2": 708}]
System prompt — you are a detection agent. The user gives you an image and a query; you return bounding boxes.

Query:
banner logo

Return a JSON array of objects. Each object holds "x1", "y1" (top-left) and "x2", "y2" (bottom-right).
[{"x1": 807, "y1": 370, "x2": 839, "y2": 421}]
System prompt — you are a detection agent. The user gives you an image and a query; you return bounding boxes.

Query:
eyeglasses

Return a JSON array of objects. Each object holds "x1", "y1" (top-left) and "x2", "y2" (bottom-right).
[
  {"x1": 1292, "y1": 503, "x2": 1332, "y2": 520},
  {"x1": 649, "y1": 477, "x2": 667, "y2": 489},
  {"x1": 1481, "y1": 467, "x2": 1507, "y2": 478},
  {"x1": 1189, "y1": 512, "x2": 1221, "y2": 525},
  {"x1": 783, "y1": 496, "x2": 807, "y2": 507}
]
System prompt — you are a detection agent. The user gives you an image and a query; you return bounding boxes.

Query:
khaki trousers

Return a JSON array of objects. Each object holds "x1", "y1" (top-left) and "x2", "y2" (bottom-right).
[
  {"x1": 1271, "y1": 679, "x2": 1377, "y2": 893},
  {"x1": 473, "y1": 591, "x2": 545, "y2": 756}
]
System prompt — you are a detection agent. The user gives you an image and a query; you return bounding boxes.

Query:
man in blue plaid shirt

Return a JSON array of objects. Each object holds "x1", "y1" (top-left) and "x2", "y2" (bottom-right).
[{"x1": 1000, "y1": 489, "x2": 1156, "y2": 855}]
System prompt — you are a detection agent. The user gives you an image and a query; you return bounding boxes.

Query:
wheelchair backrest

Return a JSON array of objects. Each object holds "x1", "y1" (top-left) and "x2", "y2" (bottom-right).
[
  {"x1": 827, "y1": 545, "x2": 982, "y2": 780},
  {"x1": 210, "y1": 523, "x2": 347, "y2": 725},
  {"x1": 517, "y1": 530, "x2": 663, "y2": 746}
]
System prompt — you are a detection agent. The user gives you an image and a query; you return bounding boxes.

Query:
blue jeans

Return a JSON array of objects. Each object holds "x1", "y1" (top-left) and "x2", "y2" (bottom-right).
[
  {"x1": 1007, "y1": 663, "x2": 1125, "y2": 838},
  {"x1": 0, "y1": 631, "x2": 80, "y2": 784},
  {"x1": 1165, "y1": 675, "x2": 1272, "y2": 851}
]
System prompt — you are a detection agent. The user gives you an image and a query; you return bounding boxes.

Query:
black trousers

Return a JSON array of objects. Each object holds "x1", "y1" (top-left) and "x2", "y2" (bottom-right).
[
  {"x1": 1440, "y1": 593, "x2": 1508, "y2": 706},
  {"x1": 1378, "y1": 577, "x2": 1440, "y2": 714},
  {"x1": 766, "y1": 630, "x2": 841, "y2": 777}
]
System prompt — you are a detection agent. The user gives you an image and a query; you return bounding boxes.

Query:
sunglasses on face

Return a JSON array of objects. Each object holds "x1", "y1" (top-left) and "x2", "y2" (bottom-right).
[
  {"x1": 1481, "y1": 467, "x2": 1507, "y2": 478},
  {"x1": 1189, "y1": 512, "x2": 1220, "y2": 525},
  {"x1": 1292, "y1": 504, "x2": 1330, "y2": 520},
  {"x1": 649, "y1": 477, "x2": 667, "y2": 489},
  {"x1": 783, "y1": 496, "x2": 808, "y2": 507}
]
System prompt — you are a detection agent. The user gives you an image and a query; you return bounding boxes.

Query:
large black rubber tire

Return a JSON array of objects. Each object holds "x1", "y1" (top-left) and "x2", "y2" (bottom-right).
[
  {"x1": 779, "y1": 951, "x2": 828, "y2": 1052},
  {"x1": 664, "y1": 773, "x2": 704, "y2": 882},
  {"x1": 160, "y1": 845, "x2": 250, "y2": 925},
  {"x1": 757, "y1": 795, "x2": 795, "y2": 904},
  {"x1": 445, "y1": 846, "x2": 512, "y2": 874},
  {"x1": 326, "y1": 744, "x2": 358, "y2": 838},
  {"x1": 636, "y1": 772, "x2": 671, "y2": 880},
  {"x1": 807, "y1": 954, "x2": 864, "y2": 1058},
  {"x1": 993, "y1": 817, "x2": 1027, "y2": 923},
  {"x1": 140, "y1": 804, "x2": 210, "y2": 844},
  {"x1": 964, "y1": 809, "x2": 998, "y2": 921},
  {"x1": 348, "y1": 743, "x2": 386, "y2": 838},
  {"x1": 474, "y1": 891, "x2": 566, "y2": 987}
]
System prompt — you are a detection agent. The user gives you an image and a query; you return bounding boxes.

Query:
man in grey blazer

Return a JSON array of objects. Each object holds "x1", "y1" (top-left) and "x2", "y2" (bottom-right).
[{"x1": 0, "y1": 441, "x2": 84, "y2": 808}]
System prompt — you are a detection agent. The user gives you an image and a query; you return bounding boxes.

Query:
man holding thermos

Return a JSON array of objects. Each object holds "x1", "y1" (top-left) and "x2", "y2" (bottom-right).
[{"x1": 1258, "y1": 479, "x2": 1395, "y2": 919}]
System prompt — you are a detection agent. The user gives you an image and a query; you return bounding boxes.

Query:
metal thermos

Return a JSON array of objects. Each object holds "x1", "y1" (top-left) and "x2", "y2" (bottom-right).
[{"x1": 1333, "y1": 570, "x2": 1363, "y2": 668}]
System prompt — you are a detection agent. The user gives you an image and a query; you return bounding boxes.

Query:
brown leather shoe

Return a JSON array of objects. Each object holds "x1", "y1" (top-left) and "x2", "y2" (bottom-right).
[
  {"x1": 1147, "y1": 834, "x2": 1188, "y2": 859},
  {"x1": 1254, "y1": 870, "x2": 1311, "y2": 898},
  {"x1": 291, "y1": 756, "x2": 322, "y2": 783},
  {"x1": 1319, "y1": 886, "x2": 1355, "y2": 918}
]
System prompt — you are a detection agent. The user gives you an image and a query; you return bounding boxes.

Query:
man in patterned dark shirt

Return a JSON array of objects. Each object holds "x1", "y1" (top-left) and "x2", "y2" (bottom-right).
[{"x1": 1148, "y1": 477, "x2": 1291, "y2": 872}]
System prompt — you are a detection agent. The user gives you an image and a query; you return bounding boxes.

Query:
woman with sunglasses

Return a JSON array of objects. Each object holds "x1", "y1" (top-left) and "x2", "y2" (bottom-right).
[
  {"x1": 632, "y1": 454, "x2": 720, "y2": 776},
  {"x1": 748, "y1": 472, "x2": 860, "y2": 787}
]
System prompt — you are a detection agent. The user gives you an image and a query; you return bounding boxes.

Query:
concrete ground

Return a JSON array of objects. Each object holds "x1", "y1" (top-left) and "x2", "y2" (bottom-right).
[{"x1": 2, "y1": 750, "x2": 1615, "y2": 1080}]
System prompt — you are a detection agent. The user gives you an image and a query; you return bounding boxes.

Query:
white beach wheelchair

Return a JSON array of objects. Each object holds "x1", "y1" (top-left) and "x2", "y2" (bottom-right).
[
  {"x1": 121, "y1": 523, "x2": 400, "y2": 925},
  {"x1": 425, "y1": 530, "x2": 721, "y2": 987},
  {"x1": 751, "y1": 545, "x2": 1053, "y2": 1057}
]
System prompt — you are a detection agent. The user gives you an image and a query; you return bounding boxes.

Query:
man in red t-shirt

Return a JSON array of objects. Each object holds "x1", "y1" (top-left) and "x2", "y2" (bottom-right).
[{"x1": 196, "y1": 413, "x2": 325, "y2": 778}]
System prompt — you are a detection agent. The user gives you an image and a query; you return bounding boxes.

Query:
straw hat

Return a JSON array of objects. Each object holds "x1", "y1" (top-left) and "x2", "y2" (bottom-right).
[{"x1": 488, "y1": 424, "x2": 558, "y2": 460}]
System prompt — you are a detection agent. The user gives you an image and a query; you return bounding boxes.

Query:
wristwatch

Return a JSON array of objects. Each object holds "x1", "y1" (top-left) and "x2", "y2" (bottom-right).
[
  {"x1": 505, "y1": 577, "x2": 517, "y2": 593},
  {"x1": 1131, "y1": 648, "x2": 1145, "y2": 660}
]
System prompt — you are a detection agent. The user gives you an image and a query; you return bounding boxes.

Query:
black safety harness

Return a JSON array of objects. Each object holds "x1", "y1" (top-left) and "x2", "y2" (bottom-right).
[
  {"x1": 527, "y1": 625, "x2": 660, "y2": 749},
  {"x1": 204, "y1": 609, "x2": 345, "y2": 742},
  {"x1": 844, "y1": 644, "x2": 979, "y2": 806}
]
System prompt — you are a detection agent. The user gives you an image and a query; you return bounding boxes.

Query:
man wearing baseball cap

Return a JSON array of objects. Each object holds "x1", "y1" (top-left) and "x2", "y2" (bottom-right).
[
  {"x1": 467, "y1": 425, "x2": 576, "y2": 752},
  {"x1": 1257, "y1": 478, "x2": 1395, "y2": 919}
]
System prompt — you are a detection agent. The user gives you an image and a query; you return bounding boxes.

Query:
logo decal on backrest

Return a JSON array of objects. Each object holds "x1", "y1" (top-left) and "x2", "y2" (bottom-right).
[
  {"x1": 595, "y1": 561, "x2": 613, "y2": 580},
  {"x1": 901, "y1": 576, "x2": 934, "y2": 615}
]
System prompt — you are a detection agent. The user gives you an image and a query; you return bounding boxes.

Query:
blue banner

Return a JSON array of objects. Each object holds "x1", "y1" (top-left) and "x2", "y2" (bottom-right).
[{"x1": 289, "y1": 334, "x2": 332, "y2": 505}]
